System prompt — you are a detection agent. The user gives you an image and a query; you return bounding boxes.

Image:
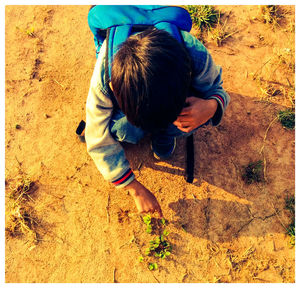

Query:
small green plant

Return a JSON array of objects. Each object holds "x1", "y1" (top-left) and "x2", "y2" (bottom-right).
[
  {"x1": 140, "y1": 215, "x2": 172, "y2": 270},
  {"x1": 138, "y1": 256, "x2": 144, "y2": 262},
  {"x1": 26, "y1": 27, "x2": 35, "y2": 37},
  {"x1": 143, "y1": 214, "x2": 153, "y2": 234},
  {"x1": 185, "y1": 5, "x2": 219, "y2": 31},
  {"x1": 277, "y1": 109, "x2": 295, "y2": 130},
  {"x1": 242, "y1": 160, "x2": 264, "y2": 184},
  {"x1": 147, "y1": 230, "x2": 172, "y2": 259},
  {"x1": 16, "y1": 25, "x2": 36, "y2": 37},
  {"x1": 284, "y1": 195, "x2": 295, "y2": 246},
  {"x1": 148, "y1": 262, "x2": 158, "y2": 271}
]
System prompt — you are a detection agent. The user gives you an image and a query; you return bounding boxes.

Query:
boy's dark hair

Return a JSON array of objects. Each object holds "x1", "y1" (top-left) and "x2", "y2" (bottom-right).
[{"x1": 111, "y1": 27, "x2": 192, "y2": 132}]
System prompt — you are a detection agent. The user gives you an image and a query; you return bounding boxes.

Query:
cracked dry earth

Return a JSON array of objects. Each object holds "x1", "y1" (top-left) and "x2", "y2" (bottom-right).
[{"x1": 5, "y1": 5, "x2": 295, "y2": 283}]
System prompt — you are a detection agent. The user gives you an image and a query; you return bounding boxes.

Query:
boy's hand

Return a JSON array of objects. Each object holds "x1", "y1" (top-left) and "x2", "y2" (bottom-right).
[
  {"x1": 173, "y1": 97, "x2": 218, "y2": 133},
  {"x1": 126, "y1": 179, "x2": 163, "y2": 218}
]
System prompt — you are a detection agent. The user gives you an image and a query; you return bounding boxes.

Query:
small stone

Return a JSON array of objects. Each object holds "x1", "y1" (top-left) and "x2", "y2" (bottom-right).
[
  {"x1": 44, "y1": 113, "x2": 50, "y2": 119},
  {"x1": 15, "y1": 124, "x2": 21, "y2": 129}
]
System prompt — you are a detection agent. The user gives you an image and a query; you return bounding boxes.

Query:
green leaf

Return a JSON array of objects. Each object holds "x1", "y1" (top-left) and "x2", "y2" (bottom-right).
[
  {"x1": 139, "y1": 256, "x2": 144, "y2": 262},
  {"x1": 153, "y1": 263, "x2": 158, "y2": 270},
  {"x1": 146, "y1": 226, "x2": 152, "y2": 234},
  {"x1": 163, "y1": 230, "x2": 170, "y2": 236},
  {"x1": 165, "y1": 251, "x2": 171, "y2": 256},
  {"x1": 162, "y1": 241, "x2": 169, "y2": 247},
  {"x1": 160, "y1": 218, "x2": 166, "y2": 225},
  {"x1": 143, "y1": 215, "x2": 152, "y2": 224}
]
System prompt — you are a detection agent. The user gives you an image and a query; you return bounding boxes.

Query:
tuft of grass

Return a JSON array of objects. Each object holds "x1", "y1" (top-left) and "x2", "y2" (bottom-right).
[
  {"x1": 277, "y1": 109, "x2": 295, "y2": 130},
  {"x1": 208, "y1": 13, "x2": 238, "y2": 46},
  {"x1": 227, "y1": 246, "x2": 256, "y2": 271},
  {"x1": 251, "y1": 46, "x2": 295, "y2": 107},
  {"x1": 5, "y1": 176, "x2": 39, "y2": 246},
  {"x1": 242, "y1": 160, "x2": 264, "y2": 184},
  {"x1": 258, "y1": 82, "x2": 282, "y2": 102},
  {"x1": 185, "y1": 5, "x2": 219, "y2": 31},
  {"x1": 284, "y1": 195, "x2": 295, "y2": 246},
  {"x1": 272, "y1": 47, "x2": 295, "y2": 74},
  {"x1": 259, "y1": 5, "x2": 284, "y2": 29}
]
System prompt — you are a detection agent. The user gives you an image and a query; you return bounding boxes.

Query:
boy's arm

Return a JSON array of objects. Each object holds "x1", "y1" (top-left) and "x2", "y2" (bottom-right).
[
  {"x1": 85, "y1": 43, "x2": 135, "y2": 189},
  {"x1": 181, "y1": 31, "x2": 230, "y2": 126}
]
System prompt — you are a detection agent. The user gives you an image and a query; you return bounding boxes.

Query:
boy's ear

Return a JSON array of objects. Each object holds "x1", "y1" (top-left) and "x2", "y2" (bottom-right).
[{"x1": 109, "y1": 82, "x2": 113, "y2": 91}]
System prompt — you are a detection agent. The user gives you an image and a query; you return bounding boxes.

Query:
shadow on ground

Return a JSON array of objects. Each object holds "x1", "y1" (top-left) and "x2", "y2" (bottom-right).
[{"x1": 124, "y1": 92, "x2": 295, "y2": 242}]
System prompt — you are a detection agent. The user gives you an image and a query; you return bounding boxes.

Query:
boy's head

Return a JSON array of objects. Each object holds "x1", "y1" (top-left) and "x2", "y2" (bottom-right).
[{"x1": 111, "y1": 27, "x2": 192, "y2": 132}]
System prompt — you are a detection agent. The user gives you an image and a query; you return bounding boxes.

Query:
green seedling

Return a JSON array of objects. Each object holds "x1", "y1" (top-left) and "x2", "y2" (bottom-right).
[
  {"x1": 277, "y1": 109, "x2": 295, "y2": 130},
  {"x1": 185, "y1": 5, "x2": 219, "y2": 31},
  {"x1": 148, "y1": 262, "x2": 158, "y2": 271},
  {"x1": 16, "y1": 25, "x2": 36, "y2": 37},
  {"x1": 26, "y1": 27, "x2": 35, "y2": 37},
  {"x1": 148, "y1": 231, "x2": 172, "y2": 259},
  {"x1": 140, "y1": 215, "x2": 173, "y2": 270},
  {"x1": 139, "y1": 256, "x2": 144, "y2": 263},
  {"x1": 242, "y1": 160, "x2": 264, "y2": 184},
  {"x1": 143, "y1": 214, "x2": 153, "y2": 234}
]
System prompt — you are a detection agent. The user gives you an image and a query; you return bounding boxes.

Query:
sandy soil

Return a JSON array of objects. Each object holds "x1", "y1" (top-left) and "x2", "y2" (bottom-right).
[{"x1": 5, "y1": 5, "x2": 295, "y2": 283}]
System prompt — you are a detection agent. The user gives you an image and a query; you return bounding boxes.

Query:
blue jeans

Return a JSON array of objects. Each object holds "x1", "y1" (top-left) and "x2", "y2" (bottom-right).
[{"x1": 109, "y1": 109, "x2": 208, "y2": 144}]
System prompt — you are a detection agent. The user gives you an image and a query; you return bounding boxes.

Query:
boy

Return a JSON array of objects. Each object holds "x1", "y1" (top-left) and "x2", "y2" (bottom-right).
[{"x1": 85, "y1": 6, "x2": 230, "y2": 218}]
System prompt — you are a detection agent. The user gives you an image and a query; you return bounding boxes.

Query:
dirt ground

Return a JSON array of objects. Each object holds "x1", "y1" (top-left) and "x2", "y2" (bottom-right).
[{"x1": 5, "y1": 5, "x2": 295, "y2": 283}]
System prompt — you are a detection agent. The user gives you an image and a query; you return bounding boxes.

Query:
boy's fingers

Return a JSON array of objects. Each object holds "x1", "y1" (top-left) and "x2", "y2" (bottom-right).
[
  {"x1": 174, "y1": 120, "x2": 189, "y2": 128},
  {"x1": 179, "y1": 107, "x2": 191, "y2": 115},
  {"x1": 177, "y1": 126, "x2": 193, "y2": 133}
]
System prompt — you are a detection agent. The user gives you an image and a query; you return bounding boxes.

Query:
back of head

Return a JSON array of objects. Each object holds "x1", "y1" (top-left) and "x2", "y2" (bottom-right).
[{"x1": 111, "y1": 27, "x2": 192, "y2": 132}]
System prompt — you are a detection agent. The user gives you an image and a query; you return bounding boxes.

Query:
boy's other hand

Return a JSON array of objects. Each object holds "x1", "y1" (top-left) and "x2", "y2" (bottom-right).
[
  {"x1": 173, "y1": 97, "x2": 218, "y2": 133},
  {"x1": 126, "y1": 179, "x2": 163, "y2": 218}
]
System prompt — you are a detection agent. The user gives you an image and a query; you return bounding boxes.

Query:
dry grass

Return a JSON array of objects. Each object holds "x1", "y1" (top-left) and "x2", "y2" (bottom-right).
[
  {"x1": 5, "y1": 175, "x2": 39, "y2": 248},
  {"x1": 227, "y1": 246, "x2": 256, "y2": 272},
  {"x1": 258, "y1": 5, "x2": 285, "y2": 29},
  {"x1": 208, "y1": 13, "x2": 239, "y2": 46}
]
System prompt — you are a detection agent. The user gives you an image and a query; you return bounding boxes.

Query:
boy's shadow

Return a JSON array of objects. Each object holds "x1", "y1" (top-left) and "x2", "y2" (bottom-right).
[{"x1": 124, "y1": 92, "x2": 294, "y2": 241}]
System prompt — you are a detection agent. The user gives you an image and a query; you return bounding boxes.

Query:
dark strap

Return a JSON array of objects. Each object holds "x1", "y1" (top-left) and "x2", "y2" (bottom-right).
[
  {"x1": 186, "y1": 134, "x2": 194, "y2": 183},
  {"x1": 105, "y1": 28, "x2": 120, "y2": 110}
]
